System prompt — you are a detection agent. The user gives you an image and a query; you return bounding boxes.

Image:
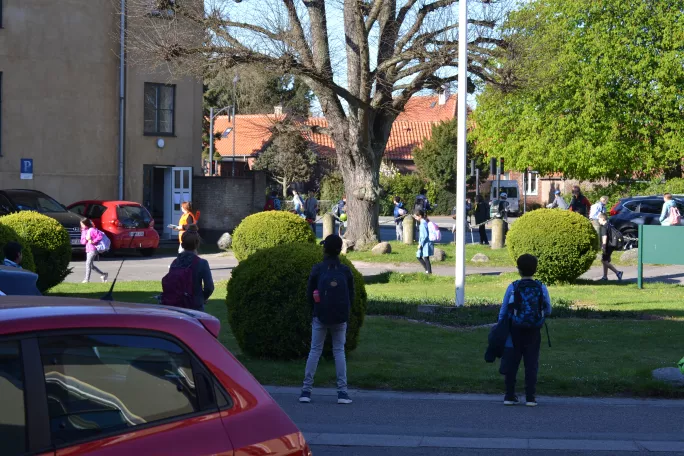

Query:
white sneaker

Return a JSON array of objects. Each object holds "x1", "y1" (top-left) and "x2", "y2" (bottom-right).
[
  {"x1": 81, "y1": 280, "x2": 89, "y2": 284},
  {"x1": 101, "y1": 273, "x2": 109, "y2": 283}
]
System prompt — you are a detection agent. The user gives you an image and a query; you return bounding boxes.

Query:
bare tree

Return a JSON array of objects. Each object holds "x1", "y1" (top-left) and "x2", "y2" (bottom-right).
[{"x1": 125, "y1": 0, "x2": 508, "y2": 246}]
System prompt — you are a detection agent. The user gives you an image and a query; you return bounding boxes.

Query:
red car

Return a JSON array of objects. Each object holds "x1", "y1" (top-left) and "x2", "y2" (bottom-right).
[
  {"x1": 67, "y1": 200, "x2": 159, "y2": 256},
  {"x1": 0, "y1": 296, "x2": 312, "y2": 456}
]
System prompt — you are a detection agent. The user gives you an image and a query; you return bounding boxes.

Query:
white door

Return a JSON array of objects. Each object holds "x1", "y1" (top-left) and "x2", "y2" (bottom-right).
[{"x1": 169, "y1": 167, "x2": 193, "y2": 236}]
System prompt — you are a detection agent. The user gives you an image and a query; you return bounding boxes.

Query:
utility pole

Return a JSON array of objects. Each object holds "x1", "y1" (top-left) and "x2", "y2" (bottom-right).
[
  {"x1": 209, "y1": 107, "x2": 214, "y2": 176},
  {"x1": 454, "y1": 0, "x2": 468, "y2": 307},
  {"x1": 232, "y1": 73, "x2": 239, "y2": 177}
]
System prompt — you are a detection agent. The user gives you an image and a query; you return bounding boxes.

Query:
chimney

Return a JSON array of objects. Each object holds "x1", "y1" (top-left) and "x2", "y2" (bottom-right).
[
  {"x1": 438, "y1": 86, "x2": 450, "y2": 105},
  {"x1": 274, "y1": 105, "x2": 283, "y2": 116}
]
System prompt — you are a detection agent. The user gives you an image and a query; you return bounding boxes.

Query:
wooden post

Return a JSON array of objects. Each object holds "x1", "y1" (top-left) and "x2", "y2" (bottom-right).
[
  {"x1": 403, "y1": 216, "x2": 415, "y2": 245},
  {"x1": 322, "y1": 213, "x2": 335, "y2": 239}
]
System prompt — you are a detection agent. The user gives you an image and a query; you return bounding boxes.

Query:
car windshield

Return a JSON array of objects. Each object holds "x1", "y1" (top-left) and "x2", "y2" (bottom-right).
[
  {"x1": 7, "y1": 192, "x2": 66, "y2": 213},
  {"x1": 492, "y1": 187, "x2": 519, "y2": 198}
]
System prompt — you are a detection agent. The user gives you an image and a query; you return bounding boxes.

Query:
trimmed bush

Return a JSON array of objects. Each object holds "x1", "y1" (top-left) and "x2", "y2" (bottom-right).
[
  {"x1": 507, "y1": 209, "x2": 598, "y2": 284},
  {"x1": 227, "y1": 243, "x2": 367, "y2": 359},
  {"x1": 232, "y1": 211, "x2": 316, "y2": 262},
  {"x1": 0, "y1": 212, "x2": 71, "y2": 291},
  {"x1": 0, "y1": 224, "x2": 37, "y2": 273}
]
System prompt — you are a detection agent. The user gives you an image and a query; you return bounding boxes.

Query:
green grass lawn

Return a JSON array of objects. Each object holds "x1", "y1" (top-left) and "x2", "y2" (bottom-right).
[
  {"x1": 50, "y1": 275, "x2": 684, "y2": 397},
  {"x1": 345, "y1": 242, "x2": 515, "y2": 267}
]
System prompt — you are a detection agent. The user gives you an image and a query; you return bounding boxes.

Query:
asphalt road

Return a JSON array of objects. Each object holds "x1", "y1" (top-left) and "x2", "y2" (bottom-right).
[{"x1": 267, "y1": 387, "x2": 684, "y2": 455}]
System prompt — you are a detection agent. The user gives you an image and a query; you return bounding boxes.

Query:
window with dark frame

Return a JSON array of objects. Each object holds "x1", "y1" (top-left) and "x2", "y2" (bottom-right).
[
  {"x1": 144, "y1": 83, "x2": 176, "y2": 136},
  {"x1": 0, "y1": 341, "x2": 27, "y2": 456}
]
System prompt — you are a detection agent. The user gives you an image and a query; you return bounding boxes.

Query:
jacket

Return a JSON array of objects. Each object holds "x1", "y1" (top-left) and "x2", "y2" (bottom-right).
[
  {"x1": 178, "y1": 212, "x2": 197, "y2": 242},
  {"x1": 660, "y1": 200, "x2": 676, "y2": 223},
  {"x1": 485, "y1": 319, "x2": 510, "y2": 363},
  {"x1": 416, "y1": 219, "x2": 435, "y2": 258},
  {"x1": 548, "y1": 195, "x2": 569, "y2": 210},
  {"x1": 589, "y1": 202, "x2": 606, "y2": 220},
  {"x1": 80, "y1": 227, "x2": 103, "y2": 254},
  {"x1": 569, "y1": 195, "x2": 591, "y2": 217},
  {"x1": 393, "y1": 202, "x2": 406, "y2": 224},
  {"x1": 474, "y1": 202, "x2": 489, "y2": 225},
  {"x1": 307, "y1": 256, "x2": 355, "y2": 321},
  {"x1": 170, "y1": 251, "x2": 215, "y2": 311}
]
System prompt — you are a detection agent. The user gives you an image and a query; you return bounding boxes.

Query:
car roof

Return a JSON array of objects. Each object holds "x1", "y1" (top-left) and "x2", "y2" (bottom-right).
[
  {"x1": 70, "y1": 200, "x2": 143, "y2": 206},
  {"x1": 1, "y1": 189, "x2": 50, "y2": 196},
  {"x1": 0, "y1": 296, "x2": 219, "y2": 337},
  {"x1": 621, "y1": 195, "x2": 684, "y2": 202}
]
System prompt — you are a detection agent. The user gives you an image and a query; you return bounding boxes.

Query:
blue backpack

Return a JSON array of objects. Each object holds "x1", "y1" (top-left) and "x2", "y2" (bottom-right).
[
  {"x1": 510, "y1": 279, "x2": 546, "y2": 329},
  {"x1": 315, "y1": 263, "x2": 350, "y2": 325}
]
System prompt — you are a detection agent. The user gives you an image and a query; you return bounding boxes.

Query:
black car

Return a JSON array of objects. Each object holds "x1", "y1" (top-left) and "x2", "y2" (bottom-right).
[
  {"x1": 608, "y1": 195, "x2": 684, "y2": 248},
  {"x1": 0, "y1": 189, "x2": 84, "y2": 251}
]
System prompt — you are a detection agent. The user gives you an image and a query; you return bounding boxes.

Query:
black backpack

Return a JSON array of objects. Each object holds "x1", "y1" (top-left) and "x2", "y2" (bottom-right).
[
  {"x1": 315, "y1": 263, "x2": 350, "y2": 325},
  {"x1": 607, "y1": 223, "x2": 624, "y2": 249},
  {"x1": 414, "y1": 196, "x2": 428, "y2": 213},
  {"x1": 510, "y1": 279, "x2": 546, "y2": 329}
]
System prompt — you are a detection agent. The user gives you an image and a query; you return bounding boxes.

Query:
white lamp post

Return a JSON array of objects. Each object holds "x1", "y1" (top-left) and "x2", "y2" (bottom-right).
[{"x1": 455, "y1": 0, "x2": 468, "y2": 306}]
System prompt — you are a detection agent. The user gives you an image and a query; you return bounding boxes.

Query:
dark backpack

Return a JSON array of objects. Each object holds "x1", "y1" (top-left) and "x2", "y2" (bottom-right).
[
  {"x1": 161, "y1": 256, "x2": 199, "y2": 309},
  {"x1": 315, "y1": 263, "x2": 350, "y2": 325},
  {"x1": 414, "y1": 196, "x2": 428, "y2": 213},
  {"x1": 607, "y1": 223, "x2": 624, "y2": 249},
  {"x1": 264, "y1": 198, "x2": 275, "y2": 211},
  {"x1": 510, "y1": 279, "x2": 546, "y2": 329}
]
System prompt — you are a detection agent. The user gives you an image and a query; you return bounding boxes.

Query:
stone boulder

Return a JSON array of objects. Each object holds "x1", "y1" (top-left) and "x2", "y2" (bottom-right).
[
  {"x1": 471, "y1": 253, "x2": 490, "y2": 263},
  {"x1": 620, "y1": 249, "x2": 638, "y2": 263},
  {"x1": 652, "y1": 367, "x2": 684, "y2": 387},
  {"x1": 217, "y1": 232, "x2": 233, "y2": 251},
  {"x1": 432, "y1": 248, "x2": 447, "y2": 262},
  {"x1": 372, "y1": 242, "x2": 392, "y2": 255}
]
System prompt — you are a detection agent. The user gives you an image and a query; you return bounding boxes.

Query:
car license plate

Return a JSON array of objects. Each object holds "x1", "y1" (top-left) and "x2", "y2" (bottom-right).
[
  {"x1": 130, "y1": 231, "x2": 145, "y2": 237},
  {"x1": 70, "y1": 239, "x2": 81, "y2": 245}
]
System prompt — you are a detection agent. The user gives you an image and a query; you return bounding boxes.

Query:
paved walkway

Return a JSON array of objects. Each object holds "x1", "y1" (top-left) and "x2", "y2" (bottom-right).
[
  {"x1": 268, "y1": 387, "x2": 684, "y2": 454},
  {"x1": 66, "y1": 251, "x2": 684, "y2": 285}
]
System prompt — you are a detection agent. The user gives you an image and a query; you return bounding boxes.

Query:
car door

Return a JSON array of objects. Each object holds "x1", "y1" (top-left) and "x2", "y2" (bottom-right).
[
  {"x1": 638, "y1": 199, "x2": 664, "y2": 224},
  {"x1": 30, "y1": 332, "x2": 234, "y2": 456}
]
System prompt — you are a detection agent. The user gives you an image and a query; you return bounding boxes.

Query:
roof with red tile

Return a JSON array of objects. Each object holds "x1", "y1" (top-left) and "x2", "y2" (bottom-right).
[{"x1": 214, "y1": 94, "x2": 457, "y2": 161}]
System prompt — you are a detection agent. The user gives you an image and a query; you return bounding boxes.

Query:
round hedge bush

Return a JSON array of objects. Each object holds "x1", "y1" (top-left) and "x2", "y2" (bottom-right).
[
  {"x1": 226, "y1": 243, "x2": 367, "y2": 360},
  {"x1": 0, "y1": 212, "x2": 71, "y2": 292},
  {"x1": 0, "y1": 224, "x2": 37, "y2": 273},
  {"x1": 507, "y1": 209, "x2": 598, "y2": 284},
  {"x1": 232, "y1": 211, "x2": 316, "y2": 262}
]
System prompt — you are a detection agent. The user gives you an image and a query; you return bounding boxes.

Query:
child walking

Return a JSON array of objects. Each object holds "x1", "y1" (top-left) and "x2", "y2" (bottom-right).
[
  {"x1": 80, "y1": 218, "x2": 108, "y2": 283},
  {"x1": 597, "y1": 213, "x2": 623, "y2": 281},
  {"x1": 413, "y1": 209, "x2": 434, "y2": 274},
  {"x1": 498, "y1": 254, "x2": 551, "y2": 406}
]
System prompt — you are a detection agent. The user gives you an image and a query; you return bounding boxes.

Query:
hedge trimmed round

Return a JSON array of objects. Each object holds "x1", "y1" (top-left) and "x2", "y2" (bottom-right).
[
  {"x1": 507, "y1": 209, "x2": 598, "y2": 284},
  {"x1": 232, "y1": 210, "x2": 316, "y2": 262},
  {"x1": 226, "y1": 243, "x2": 367, "y2": 360}
]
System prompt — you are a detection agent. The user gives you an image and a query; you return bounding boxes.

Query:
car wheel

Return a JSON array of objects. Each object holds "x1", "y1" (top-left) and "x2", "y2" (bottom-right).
[
  {"x1": 621, "y1": 227, "x2": 638, "y2": 250},
  {"x1": 139, "y1": 248, "x2": 156, "y2": 257}
]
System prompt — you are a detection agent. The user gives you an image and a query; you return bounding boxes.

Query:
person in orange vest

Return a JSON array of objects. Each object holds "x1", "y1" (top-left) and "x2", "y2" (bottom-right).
[{"x1": 168, "y1": 201, "x2": 200, "y2": 253}]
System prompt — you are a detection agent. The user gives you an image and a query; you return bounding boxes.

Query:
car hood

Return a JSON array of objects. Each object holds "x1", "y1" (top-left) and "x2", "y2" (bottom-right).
[{"x1": 43, "y1": 210, "x2": 83, "y2": 228}]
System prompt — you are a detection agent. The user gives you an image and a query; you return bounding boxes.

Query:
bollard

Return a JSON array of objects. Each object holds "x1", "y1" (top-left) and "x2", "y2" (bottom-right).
[
  {"x1": 491, "y1": 219, "x2": 506, "y2": 249},
  {"x1": 322, "y1": 213, "x2": 335, "y2": 239},
  {"x1": 403, "y1": 217, "x2": 415, "y2": 245}
]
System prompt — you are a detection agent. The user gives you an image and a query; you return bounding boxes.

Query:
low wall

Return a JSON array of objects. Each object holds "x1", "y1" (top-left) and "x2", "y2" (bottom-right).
[{"x1": 193, "y1": 172, "x2": 268, "y2": 243}]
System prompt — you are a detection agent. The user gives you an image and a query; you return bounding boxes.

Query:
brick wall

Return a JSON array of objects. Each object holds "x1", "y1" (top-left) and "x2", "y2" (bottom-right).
[{"x1": 193, "y1": 172, "x2": 268, "y2": 243}]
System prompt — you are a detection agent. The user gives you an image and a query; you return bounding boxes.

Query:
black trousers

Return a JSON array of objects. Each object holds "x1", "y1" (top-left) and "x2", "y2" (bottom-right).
[
  {"x1": 478, "y1": 224, "x2": 488, "y2": 244},
  {"x1": 503, "y1": 327, "x2": 541, "y2": 397},
  {"x1": 417, "y1": 257, "x2": 432, "y2": 274}
]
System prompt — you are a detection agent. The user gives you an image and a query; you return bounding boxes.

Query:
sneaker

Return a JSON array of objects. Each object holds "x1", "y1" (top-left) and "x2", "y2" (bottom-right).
[
  {"x1": 617, "y1": 271, "x2": 623, "y2": 281},
  {"x1": 299, "y1": 391, "x2": 311, "y2": 403},
  {"x1": 526, "y1": 396, "x2": 538, "y2": 407},
  {"x1": 503, "y1": 395, "x2": 519, "y2": 406},
  {"x1": 101, "y1": 273, "x2": 109, "y2": 283},
  {"x1": 81, "y1": 279, "x2": 89, "y2": 284},
  {"x1": 598, "y1": 276, "x2": 608, "y2": 281},
  {"x1": 337, "y1": 391, "x2": 353, "y2": 404}
]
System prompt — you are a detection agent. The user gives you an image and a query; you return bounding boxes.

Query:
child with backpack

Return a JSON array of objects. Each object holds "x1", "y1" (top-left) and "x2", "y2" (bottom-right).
[
  {"x1": 161, "y1": 228, "x2": 214, "y2": 311},
  {"x1": 413, "y1": 209, "x2": 436, "y2": 274},
  {"x1": 393, "y1": 196, "x2": 407, "y2": 241},
  {"x1": 499, "y1": 254, "x2": 552, "y2": 407},
  {"x1": 79, "y1": 218, "x2": 108, "y2": 283},
  {"x1": 300, "y1": 234, "x2": 355, "y2": 405},
  {"x1": 597, "y1": 213, "x2": 624, "y2": 281},
  {"x1": 659, "y1": 193, "x2": 681, "y2": 226}
]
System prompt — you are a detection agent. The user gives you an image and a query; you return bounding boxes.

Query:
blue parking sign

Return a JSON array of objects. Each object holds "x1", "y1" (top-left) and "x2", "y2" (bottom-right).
[{"x1": 20, "y1": 159, "x2": 33, "y2": 180}]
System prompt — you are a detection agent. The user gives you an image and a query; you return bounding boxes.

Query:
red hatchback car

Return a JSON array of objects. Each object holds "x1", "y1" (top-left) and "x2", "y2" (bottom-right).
[
  {"x1": 67, "y1": 201, "x2": 159, "y2": 256},
  {"x1": 0, "y1": 296, "x2": 311, "y2": 456}
]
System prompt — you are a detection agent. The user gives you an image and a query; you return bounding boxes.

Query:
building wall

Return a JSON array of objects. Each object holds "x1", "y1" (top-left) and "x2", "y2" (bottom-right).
[
  {"x1": 0, "y1": 0, "x2": 202, "y2": 206},
  {"x1": 192, "y1": 173, "x2": 268, "y2": 243}
]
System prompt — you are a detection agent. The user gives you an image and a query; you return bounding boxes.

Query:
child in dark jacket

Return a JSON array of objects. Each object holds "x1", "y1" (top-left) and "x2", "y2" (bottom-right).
[{"x1": 498, "y1": 254, "x2": 551, "y2": 407}]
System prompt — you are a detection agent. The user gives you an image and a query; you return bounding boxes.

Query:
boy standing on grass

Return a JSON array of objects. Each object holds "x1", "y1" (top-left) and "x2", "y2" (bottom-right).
[{"x1": 499, "y1": 254, "x2": 552, "y2": 407}]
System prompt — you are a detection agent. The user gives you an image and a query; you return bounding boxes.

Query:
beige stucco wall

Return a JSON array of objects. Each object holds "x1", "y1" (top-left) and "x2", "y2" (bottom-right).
[{"x1": 0, "y1": 0, "x2": 201, "y2": 205}]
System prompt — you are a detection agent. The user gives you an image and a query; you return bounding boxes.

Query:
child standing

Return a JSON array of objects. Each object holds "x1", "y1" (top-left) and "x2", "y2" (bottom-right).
[
  {"x1": 413, "y1": 209, "x2": 434, "y2": 274},
  {"x1": 393, "y1": 196, "x2": 406, "y2": 241},
  {"x1": 498, "y1": 254, "x2": 551, "y2": 407},
  {"x1": 80, "y1": 218, "x2": 108, "y2": 283}
]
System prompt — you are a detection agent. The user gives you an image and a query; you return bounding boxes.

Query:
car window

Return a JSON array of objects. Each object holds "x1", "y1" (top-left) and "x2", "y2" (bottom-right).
[
  {"x1": 639, "y1": 200, "x2": 663, "y2": 215},
  {"x1": 624, "y1": 201, "x2": 639, "y2": 212},
  {"x1": 117, "y1": 205, "x2": 152, "y2": 229},
  {"x1": 69, "y1": 204, "x2": 87, "y2": 216},
  {"x1": 491, "y1": 187, "x2": 519, "y2": 199},
  {"x1": 6, "y1": 193, "x2": 66, "y2": 213},
  {"x1": 0, "y1": 341, "x2": 27, "y2": 456},
  {"x1": 87, "y1": 204, "x2": 108, "y2": 219},
  {"x1": 39, "y1": 334, "x2": 202, "y2": 447},
  {"x1": 0, "y1": 194, "x2": 13, "y2": 215}
]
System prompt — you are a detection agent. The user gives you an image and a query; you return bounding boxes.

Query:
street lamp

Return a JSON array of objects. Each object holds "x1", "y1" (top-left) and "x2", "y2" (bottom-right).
[
  {"x1": 209, "y1": 105, "x2": 233, "y2": 176},
  {"x1": 232, "y1": 73, "x2": 240, "y2": 177},
  {"x1": 455, "y1": 0, "x2": 468, "y2": 306}
]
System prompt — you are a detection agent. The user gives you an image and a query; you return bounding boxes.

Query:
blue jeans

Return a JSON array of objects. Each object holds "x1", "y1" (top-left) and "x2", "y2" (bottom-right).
[{"x1": 302, "y1": 318, "x2": 348, "y2": 393}]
